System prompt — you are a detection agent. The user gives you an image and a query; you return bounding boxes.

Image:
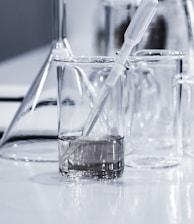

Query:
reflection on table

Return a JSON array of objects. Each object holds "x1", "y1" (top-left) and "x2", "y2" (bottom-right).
[{"x1": 0, "y1": 156, "x2": 194, "y2": 224}]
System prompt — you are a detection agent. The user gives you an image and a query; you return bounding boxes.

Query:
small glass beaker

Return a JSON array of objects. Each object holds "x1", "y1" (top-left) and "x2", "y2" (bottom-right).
[
  {"x1": 57, "y1": 56, "x2": 126, "y2": 179},
  {"x1": 125, "y1": 49, "x2": 184, "y2": 169}
]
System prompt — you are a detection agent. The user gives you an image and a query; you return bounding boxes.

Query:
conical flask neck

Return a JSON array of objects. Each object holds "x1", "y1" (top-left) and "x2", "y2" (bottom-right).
[
  {"x1": 52, "y1": 0, "x2": 73, "y2": 57},
  {"x1": 53, "y1": 0, "x2": 67, "y2": 41},
  {"x1": 50, "y1": 39, "x2": 73, "y2": 58}
]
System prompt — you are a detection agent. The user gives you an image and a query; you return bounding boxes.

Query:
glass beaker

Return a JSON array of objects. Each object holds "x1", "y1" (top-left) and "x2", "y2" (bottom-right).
[
  {"x1": 57, "y1": 56, "x2": 126, "y2": 179},
  {"x1": 125, "y1": 49, "x2": 184, "y2": 168},
  {"x1": 0, "y1": 0, "x2": 72, "y2": 162}
]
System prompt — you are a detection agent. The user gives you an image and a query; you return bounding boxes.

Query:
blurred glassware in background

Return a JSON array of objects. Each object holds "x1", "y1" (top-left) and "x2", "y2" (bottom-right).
[
  {"x1": 95, "y1": 0, "x2": 138, "y2": 56},
  {"x1": 66, "y1": 0, "x2": 101, "y2": 56},
  {"x1": 0, "y1": 0, "x2": 72, "y2": 162},
  {"x1": 96, "y1": 0, "x2": 194, "y2": 69},
  {"x1": 136, "y1": 0, "x2": 194, "y2": 73}
]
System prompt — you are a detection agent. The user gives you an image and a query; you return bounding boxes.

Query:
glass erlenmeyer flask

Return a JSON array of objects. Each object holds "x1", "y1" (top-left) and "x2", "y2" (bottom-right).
[{"x1": 0, "y1": 0, "x2": 72, "y2": 162}]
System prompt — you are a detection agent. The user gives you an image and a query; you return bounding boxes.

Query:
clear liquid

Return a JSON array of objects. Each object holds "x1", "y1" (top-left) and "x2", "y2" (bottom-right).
[{"x1": 58, "y1": 135, "x2": 124, "y2": 179}]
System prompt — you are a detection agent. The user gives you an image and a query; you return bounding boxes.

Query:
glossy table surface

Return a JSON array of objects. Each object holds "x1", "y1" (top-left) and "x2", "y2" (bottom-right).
[
  {"x1": 0, "y1": 46, "x2": 194, "y2": 223},
  {"x1": 0, "y1": 156, "x2": 194, "y2": 224}
]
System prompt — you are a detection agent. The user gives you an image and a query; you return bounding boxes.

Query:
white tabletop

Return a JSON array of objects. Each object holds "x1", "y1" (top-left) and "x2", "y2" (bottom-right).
[
  {"x1": 0, "y1": 46, "x2": 194, "y2": 223},
  {"x1": 0, "y1": 156, "x2": 194, "y2": 224}
]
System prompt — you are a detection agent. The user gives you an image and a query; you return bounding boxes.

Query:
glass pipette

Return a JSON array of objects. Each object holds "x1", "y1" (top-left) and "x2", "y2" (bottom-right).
[{"x1": 82, "y1": 0, "x2": 158, "y2": 136}]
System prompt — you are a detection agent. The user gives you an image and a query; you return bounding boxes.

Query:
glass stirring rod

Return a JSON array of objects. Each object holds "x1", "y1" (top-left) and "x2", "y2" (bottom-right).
[{"x1": 82, "y1": 0, "x2": 158, "y2": 136}]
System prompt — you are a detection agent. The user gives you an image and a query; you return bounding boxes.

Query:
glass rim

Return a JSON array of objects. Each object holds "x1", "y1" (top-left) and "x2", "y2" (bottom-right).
[
  {"x1": 54, "y1": 56, "x2": 115, "y2": 64},
  {"x1": 103, "y1": 0, "x2": 132, "y2": 6},
  {"x1": 130, "y1": 49, "x2": 185, "y2": 61}
]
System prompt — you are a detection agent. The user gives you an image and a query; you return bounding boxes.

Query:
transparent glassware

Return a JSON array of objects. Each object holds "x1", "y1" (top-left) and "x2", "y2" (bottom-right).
[
  {"x1": 0, "y1": 0, "x2": 72, "y2": 162},
  {"x1": 99, "y1": 0, "x2": 194, "y2": 67},
  {"x1": 57, "y1": 56, "x2": 125, "y2": 179},
  {"x1": 177, "y1": 75, "x2": 194, "y2": 158},
  {"x1": 125, "y1": 50, "x2": 184, "y2": 169},
  {"x1": 95, "y1": 0, "x2": 138, "y2": 56},
  {"x1": 136, "y1": 0, "x2": 194, "y2": 59}
]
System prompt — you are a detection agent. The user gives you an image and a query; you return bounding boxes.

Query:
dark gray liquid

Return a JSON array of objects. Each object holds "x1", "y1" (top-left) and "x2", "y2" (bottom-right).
[{"x1": 58, "y1": 135, "x2": 124, "y2": 179}]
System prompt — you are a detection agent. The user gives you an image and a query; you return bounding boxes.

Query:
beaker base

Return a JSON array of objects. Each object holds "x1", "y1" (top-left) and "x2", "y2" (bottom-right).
[
  {"x1": 125, "y1": 155, "x2": 181, "y2": 169},
  {"x1": 59, "y1": 160, "x2": 124, "y2": 179},
  {"x1": 0, "y1": 138, "x2": 58, "y2": 162},
  {"x1": 58, "y1": 135, "x2": 124, "y2": 179}
]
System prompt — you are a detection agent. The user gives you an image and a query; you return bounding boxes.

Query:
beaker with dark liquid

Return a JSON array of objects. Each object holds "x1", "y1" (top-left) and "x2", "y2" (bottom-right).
[{"x1": 57, "y1": 56, "x2": 127, "y2": 179}]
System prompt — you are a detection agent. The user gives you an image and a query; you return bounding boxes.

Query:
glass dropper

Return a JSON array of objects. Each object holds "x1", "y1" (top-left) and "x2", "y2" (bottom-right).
[{"x1": 82, "y1": 0, "x2": 158, "y2": 136}]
